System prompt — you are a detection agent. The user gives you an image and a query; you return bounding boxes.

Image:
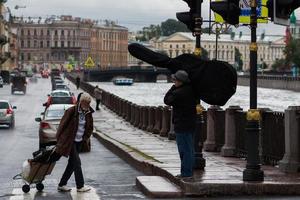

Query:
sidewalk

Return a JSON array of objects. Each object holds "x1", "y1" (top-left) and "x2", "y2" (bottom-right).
[{"x1": 66, "y1": 78, "x2": 300, "y2": 197}]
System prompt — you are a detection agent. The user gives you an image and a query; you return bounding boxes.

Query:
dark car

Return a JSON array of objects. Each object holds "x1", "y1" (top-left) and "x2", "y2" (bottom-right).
[
  {"x1": 0, "y1": 70, "x2": 10, "y2": 84},
  {"x1": 52, "y1": 79, "x2": 64, "y2": 90},
  {"x1": 11, "y1": 75, "x2": 27, "y2": 94},
  {"x1": 43, "y1": 90, "x2": 76, "y2": 108}
]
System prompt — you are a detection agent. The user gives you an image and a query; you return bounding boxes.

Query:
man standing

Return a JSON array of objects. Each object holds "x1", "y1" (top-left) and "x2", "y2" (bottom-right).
[
  {"x1": 164, "y1": 70, "x2": 197, "y2": 180},
  {"x1": 94, "y1": 85, "x2": 102, "y2": 111}
]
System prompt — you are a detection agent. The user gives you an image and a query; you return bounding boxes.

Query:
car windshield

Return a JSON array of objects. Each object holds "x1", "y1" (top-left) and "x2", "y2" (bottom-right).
[
  {"x1": 51, "y1": 92, "x2": 69, "y2": 97},
  {"x1": 0, "y1": 102, "x2": 9, "y2": 109},
  {"x1": 45, "y1": 109, "x2": 66, "y2": 119}
]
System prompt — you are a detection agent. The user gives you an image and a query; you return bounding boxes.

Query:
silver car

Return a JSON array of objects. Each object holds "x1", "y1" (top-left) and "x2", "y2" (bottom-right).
[
  {"x1": 35, "y1": 104, "x2": 74, "y2": 148},
  {"x1": 0, "y1": 100, "x2": 17, "y2": 128}
]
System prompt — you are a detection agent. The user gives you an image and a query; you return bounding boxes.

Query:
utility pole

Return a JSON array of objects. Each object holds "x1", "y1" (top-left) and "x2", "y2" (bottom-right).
[{"x1": 242, "y1": 0, "x2": 264, "y2": 182}]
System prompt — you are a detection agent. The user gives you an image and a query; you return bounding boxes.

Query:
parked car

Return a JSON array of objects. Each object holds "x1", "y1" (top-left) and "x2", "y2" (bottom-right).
[
  {"x1": 52, "y1": 79, "x2": 64, "y2": 90},
  {"x1": 0, "y1": 70, "x2": 10, "y2": 84},
  {"x1": 0, "y1": 100, "x2": 17, "y2": 128},
  {"x1": 35, "y1": 104, "x2": 74, "y2": 148},
  {"x1": 43, "y1": 90, "x2": 76, "y2": 108},
  {"x1": 55, "y1": 84, "x2": 70, "y2": 91},
  {"x1": 0, "y1": 76, "x2": 3, "y2": 88}
]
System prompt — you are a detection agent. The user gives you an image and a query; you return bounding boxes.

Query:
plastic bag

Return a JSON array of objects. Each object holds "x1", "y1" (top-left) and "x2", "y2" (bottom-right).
[{"x1": 21, "y1": 160, "x2": 31, "y2": 181}]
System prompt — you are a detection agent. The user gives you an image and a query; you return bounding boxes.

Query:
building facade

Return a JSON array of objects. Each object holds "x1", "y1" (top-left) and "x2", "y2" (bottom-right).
[
  {"x1": 12, "y1": 15, "x2": 128, "y2": 70},
  {"x1": 0, "y1": 4, "x2": 17, "y2": 71},
  {"x1": 151, "y1": 32, "x2": 286, "y2": 71}
]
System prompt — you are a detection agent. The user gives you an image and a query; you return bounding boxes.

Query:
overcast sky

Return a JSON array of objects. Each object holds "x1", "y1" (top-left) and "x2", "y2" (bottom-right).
[{"x1": 6, "y1": 0, "x2": 300, "y2": 35}]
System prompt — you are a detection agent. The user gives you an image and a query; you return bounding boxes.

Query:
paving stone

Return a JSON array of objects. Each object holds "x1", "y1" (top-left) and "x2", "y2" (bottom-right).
[{"x1": 136, "y1": 176, "x2": 182, "y2": 198}]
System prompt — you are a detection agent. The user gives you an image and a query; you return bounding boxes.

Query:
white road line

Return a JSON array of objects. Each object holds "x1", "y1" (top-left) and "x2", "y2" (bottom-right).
[
  {"x1": 10, "y1": 188, "x2": 36, "y2": 200},
  {"x1": 9, "y1": 186, "x2": 100, "y2": 200},
  {"x1": 70, "y1": 187, "x2": 100, "y2": 200}
]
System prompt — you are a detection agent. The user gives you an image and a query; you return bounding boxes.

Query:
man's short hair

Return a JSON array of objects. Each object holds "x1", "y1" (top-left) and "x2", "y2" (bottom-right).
[{"x1": 79, "y1": 92, "x2": 91, "y2": 103}]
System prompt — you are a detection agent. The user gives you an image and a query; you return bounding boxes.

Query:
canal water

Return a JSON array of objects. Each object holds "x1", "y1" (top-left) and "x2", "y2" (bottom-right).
[{"x1": 90, "y1": 82, "x2": 300, "y2": 111}]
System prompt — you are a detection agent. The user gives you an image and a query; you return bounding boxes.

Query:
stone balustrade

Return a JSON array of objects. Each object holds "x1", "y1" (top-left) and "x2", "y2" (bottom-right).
[{"x1": 67, "y1": 74, "x2": 300, "y2": 173}]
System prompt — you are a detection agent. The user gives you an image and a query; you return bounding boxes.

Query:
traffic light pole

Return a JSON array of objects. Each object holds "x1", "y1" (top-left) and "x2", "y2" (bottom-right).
[
  {"x1": 193, "y1": 0, "x2": 206, "y2": 170},
  {"x1": 243, "y1": 0, "x2": 264, "y2": 182}
]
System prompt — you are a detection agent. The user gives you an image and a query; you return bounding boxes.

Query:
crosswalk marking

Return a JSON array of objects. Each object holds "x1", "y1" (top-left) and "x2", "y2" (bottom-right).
[
  {"x1": 9, "y1": 187, "x2": 100, "y2": 200},
  {"x1": 10, "y1": 188, "x2": 36, "y2": 200},
  {"x1": 70, "y1": 187, "x2": 100, "y2": 200}
]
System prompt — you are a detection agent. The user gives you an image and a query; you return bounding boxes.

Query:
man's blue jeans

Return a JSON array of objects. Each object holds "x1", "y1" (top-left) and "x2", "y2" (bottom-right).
[{"x1": 175, "y1": 132, "x2": 194, "y2": 177}]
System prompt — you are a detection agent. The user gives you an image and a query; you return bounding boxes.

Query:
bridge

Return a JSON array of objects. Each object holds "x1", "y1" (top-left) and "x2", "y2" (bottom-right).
[{"x1": 82, "y1": 67, "x2": 172, "y2": 82}]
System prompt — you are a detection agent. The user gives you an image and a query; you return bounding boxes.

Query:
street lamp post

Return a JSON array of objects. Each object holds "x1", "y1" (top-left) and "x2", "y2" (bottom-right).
[{"x1": 243, "y1": 0, "x2": 264, "y2": 182}]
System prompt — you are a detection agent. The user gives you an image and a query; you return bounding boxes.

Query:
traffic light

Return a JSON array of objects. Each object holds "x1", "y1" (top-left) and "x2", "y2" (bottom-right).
[
  {"x1": 176, "y1": 0, "x2": 196, "y2": 32},
  {"x1": 210, "y1": 0, "x2": 240, "y2": 25},
  {"x1": 267, "y1": 0, "x2": 300, "y2": 25}
]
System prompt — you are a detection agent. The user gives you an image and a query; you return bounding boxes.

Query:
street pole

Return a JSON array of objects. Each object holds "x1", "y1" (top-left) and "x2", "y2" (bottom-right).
[
  {"x1": 243, "y1": 0, "x2": 264, "y2": 182},
  {"x1": 193, "y1": 0, "x2": 206, "y2": 170}
]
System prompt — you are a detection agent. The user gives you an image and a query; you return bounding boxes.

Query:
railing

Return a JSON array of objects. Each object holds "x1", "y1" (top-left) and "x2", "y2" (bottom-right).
[{"x1": 68, "y1": 73, "x2": 287, "y2": 167}]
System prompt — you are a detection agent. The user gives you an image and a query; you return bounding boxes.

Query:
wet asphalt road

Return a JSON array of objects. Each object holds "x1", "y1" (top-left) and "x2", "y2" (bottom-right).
[{"x1": 0, "y1": 76, "x2": 299, "y2": 200}]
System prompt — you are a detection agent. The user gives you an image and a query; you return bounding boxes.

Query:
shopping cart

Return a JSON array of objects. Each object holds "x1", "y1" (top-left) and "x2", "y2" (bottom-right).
[{"x1": 13, "y1": 146, "x2": 60, "y2": 193}]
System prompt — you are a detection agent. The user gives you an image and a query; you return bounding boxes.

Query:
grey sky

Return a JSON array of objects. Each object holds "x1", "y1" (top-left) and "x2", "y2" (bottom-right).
[{"x1": 6, "y1": 0, "x2": 299, "y2": 35}]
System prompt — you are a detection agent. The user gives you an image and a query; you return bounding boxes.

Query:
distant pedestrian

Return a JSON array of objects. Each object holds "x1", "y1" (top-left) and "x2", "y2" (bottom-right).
[
  {"x1": 93, "y1": 85, "x2": 102, "y2": 111},
  {"x1": 55, "y1": 92, "x2": 94, "y2": 192},
  {"x1": 164, "y1": 70, "x2": 197, "y2": 180},
  {"x1": 76, "y1": 76, "x2": 80, "y2": 89}
]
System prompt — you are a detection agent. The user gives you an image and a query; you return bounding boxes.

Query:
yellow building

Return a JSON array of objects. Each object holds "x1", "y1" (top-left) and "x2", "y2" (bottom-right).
[{"x1": 151, "y1": 32, "x2": 285, "y2": 71}]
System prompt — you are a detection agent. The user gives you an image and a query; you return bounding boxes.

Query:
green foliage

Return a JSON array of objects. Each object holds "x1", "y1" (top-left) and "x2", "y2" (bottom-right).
[
  {"x1": 136, "y1": 24, "x2": 161, "y2": 41},
  {"x1": 271, "y1": 59, "x2": 286, "y2": 71},
  {"x1": 234, "y1": 47, "x2": 243, "y2": 71},
  {"x1": 161, "y1": 19, "x2": 190, "y2": 36},
  {"x1": 284, "y1": 39, "x2": 300, "y2": 69}
]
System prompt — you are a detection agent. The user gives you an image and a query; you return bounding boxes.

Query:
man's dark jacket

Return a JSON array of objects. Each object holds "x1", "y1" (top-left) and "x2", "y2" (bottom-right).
[{"x1": 164, "y1": 84, "x2": 197, "y2": 133}]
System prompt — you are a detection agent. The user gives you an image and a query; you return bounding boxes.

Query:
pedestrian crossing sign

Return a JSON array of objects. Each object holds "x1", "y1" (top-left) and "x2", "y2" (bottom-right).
[
  {"x1": 214, "y1": 0, "x2": 268, "y2": 24},
  {"x1": 67, "y1": 63, "x2": 73, "y2": 72},
  {"x1": 84, "y1": 56, "x2": 95, "y2": 68}
]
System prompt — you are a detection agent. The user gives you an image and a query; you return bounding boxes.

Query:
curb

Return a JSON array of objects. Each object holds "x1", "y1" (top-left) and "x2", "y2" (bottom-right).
[{"x1": 92, "y1": 131, "x2": 184, "y2": 193}]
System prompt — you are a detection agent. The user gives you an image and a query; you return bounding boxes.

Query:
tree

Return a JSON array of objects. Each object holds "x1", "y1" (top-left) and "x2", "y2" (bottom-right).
[
  {"x1": 234, "y1": 47, "x2": 243, "y2": 71},
  {"x1": 136, "y1": 24, "x2": 161, "y2": 41},
  {"x1": 271, "y1": 58, "x2": 286, "y2": 71},
  {"x1": 161, "y1": 19, "x2": 190, "y2": 36},
  {"x1": 284, "y1": 38, "x2": 300, "y2": 69}
]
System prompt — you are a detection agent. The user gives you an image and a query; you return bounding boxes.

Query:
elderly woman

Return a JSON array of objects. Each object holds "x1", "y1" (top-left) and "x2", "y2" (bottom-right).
[{"x1": 55, "y1": 92, "x2": 94, "y2": 192}]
